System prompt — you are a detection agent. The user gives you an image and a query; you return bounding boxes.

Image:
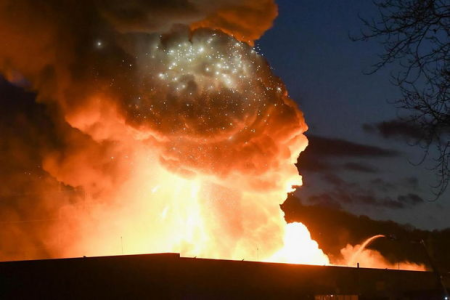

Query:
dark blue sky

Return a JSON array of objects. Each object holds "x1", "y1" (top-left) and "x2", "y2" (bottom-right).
[{"x1": 258, "y1": 0, "x2": 450, "y2": 230}]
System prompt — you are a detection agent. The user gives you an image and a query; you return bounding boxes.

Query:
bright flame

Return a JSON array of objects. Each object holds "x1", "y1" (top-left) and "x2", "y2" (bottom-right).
[
  {"x1": 46, "y1": 134, "x2": 330, "y2": 264},
  {"x1": 269, "y1": 222, "x2": 329, "y2": 265}
]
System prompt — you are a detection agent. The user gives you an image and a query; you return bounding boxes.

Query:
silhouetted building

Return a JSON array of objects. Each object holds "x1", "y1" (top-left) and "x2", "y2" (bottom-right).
[{"x1": 0, "y1": 253, "x2": 448, "y2": 299}]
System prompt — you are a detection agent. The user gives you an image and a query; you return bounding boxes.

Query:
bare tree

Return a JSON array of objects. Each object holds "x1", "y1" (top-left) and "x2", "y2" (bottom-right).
[{"x1": 354, "y1": 0, "x2": 450, "y2": 197}]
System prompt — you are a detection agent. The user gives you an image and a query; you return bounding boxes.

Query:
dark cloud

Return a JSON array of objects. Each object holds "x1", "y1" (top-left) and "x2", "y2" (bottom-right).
[
  {"x1": 369, "y1": 178, "x2": 397, "y2": 193},
  {"x1": 320, "y1": 173, "x2": 347, "y2": 187},
  {"x1": 297, "y1": 134, "x2": 423, "y2": 212},
  {"x1": 306, "y1": 135, "x2": 400, "y2": 158},
  {"x1": 363, "y1": 119, "x2": 422, "y2": 141},
  {"x1": 297, "y1": 134, "x2": 400, "y2": 173},
  {"x1": 383, "y1": 200, "x2": 405, "y2": 209},
  {"x1": 299, "y1": 172, "x2": 423, "y2": 210},
  {"x1": 343, "y1": 162, "x2": 378, "y2": 173},
  {"x1": 343, "y1": 192, "x2": 406, "y2": 209},
  {"x1": 397, "y1": 193, "x2": 424, "y2": 206},
  {"x1": 281, "y1": 195, "x2": 449, "y2": 271},
  {"x1": 307, "y1": 193, "x2": 342, "y2": 210},
  {"x1": 401, "y1": 176, "x2": 420, "y2": 191},
  {"x1": 296, "y1": 154, "x2": 332, "y2": 172}
]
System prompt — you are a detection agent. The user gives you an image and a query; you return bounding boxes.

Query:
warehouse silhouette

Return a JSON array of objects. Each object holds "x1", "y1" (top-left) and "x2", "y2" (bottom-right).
[{"x1": 1, "y1": 253, "x2": 449, "y2": 299}]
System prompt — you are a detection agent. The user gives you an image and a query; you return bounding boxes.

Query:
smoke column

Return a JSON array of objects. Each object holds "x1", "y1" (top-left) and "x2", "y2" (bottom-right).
[
  {"x1": 0, "y1": 0, "x2": 334, "y2": 263},
  {"x1": 0, "y1": 1, "x2": 431, "y2": 271}
]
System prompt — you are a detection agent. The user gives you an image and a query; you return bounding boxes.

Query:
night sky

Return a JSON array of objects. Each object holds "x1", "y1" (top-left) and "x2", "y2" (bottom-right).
[{"x1": 259, "y1": 0, "x2": 449, "y2": 230}]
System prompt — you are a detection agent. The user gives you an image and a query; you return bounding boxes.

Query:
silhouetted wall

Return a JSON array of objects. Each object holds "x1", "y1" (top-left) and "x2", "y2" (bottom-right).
[{"x1": 0, "y1": 253, "x2": 447, "y2": 299}]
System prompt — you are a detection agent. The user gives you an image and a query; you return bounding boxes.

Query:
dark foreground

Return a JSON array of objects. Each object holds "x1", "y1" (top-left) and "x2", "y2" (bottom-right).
[{"x1": 0, "y1": 253, "x2": 448, "y2": 299}]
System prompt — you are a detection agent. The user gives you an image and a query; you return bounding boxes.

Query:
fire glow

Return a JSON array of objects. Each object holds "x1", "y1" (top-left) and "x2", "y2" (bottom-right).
[
  {"x1": 0, "y1": 0, "x2": 424, "y2": 271},
  {"x1": 55, "y1": 30, "x2": 322, "y2": 264},
  {"x1": 43, "y1": 33, "x2": 423, "y2": 269}
]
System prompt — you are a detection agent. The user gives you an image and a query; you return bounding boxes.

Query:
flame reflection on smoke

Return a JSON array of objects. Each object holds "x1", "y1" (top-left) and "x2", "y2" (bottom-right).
[
  {"x1": 48, "y1": 142, "x2": 315, "y2": 263},
  {"x1": 0, "y1": 0, "x2": 427, "y2": 271}
]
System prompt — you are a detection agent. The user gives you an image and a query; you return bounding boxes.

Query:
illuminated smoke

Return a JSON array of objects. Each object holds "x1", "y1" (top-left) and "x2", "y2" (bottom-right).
[
  {"x1": 0, "y1": 0, "x2": 317, "y2": 262},
  {"x1": 51, "y1": 28, "x2": 311, "y2": 261},
  {"x1": 0, "y1": 0, "x2": 425, "y2": 271},
  {"x1": 340, "y1": 242, "x2": 426, "y2": 271}
]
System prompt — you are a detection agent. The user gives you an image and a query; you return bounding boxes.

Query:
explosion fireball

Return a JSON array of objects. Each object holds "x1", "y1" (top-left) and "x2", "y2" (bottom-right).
[
  {"x1": 58, "y1": 26, "x2": 320, "y2": 263},
  {"x1": 0, "y1": 0, "x2": 424, "y2": 270}
]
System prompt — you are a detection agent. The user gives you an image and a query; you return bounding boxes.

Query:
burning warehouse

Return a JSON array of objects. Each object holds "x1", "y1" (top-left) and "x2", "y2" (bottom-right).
[
  {"x1": 0, "y1": 1, "x2": 449, "y2": 299},
  {"x1": 0, "y1": 0, "x2": 318, "y2": 263}
]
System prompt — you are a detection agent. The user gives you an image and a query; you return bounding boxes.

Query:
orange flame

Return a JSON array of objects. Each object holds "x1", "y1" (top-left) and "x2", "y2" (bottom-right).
[
  {"x1": 269, "y1": 222, "x2": 329, "y2": 265},
  {"x1": 49, "y1": 139, "x2": 323, "y2": 263},
  {"x1": 0, "y1": 1, "x2": 426, "y2": 270}
]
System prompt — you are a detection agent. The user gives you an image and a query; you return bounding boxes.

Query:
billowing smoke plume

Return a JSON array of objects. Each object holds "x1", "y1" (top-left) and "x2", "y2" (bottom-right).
[
  {"x1": 0, "y1": 1, "x2": 430, "y2": 272},
  {"x1": 0, "y1": 0, "x2": 318, "y2": 261},
  {"x1": 0, "y1": 0, "x2": 299, "y2": 185}
]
